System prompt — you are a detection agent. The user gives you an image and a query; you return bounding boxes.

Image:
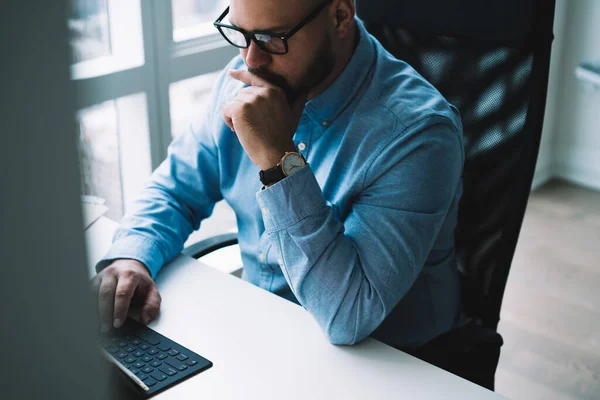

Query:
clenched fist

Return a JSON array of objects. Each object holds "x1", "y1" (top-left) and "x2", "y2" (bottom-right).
[{"x1": 222, "y1": 70, "x2": 307, "y2": 170}]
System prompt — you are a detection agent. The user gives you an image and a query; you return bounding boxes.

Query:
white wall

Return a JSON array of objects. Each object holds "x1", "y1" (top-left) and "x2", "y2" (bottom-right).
[
  {"x1": 532, "y1": 0, "x2": 569, "y2": 189},
  {"x1": 552, "y1": 0, "x2": 600, "y2": 190}
]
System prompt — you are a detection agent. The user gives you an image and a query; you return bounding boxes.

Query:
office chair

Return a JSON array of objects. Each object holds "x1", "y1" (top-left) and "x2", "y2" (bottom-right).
[{"x1": 184, "y1": 0, "x2": 556, "y2": 391}]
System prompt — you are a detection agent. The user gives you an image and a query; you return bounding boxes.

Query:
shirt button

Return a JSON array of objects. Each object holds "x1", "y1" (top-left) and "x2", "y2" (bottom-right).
[
  {"x1": 298, "y1": 142, "x2": 307, "y2": 151},
  {"x1": 258, "y1": 252, "x2": 266, "y2": 263},
  {"x1": 321, "y1": 120, "x2": 330, "y2": 128},
  {"x1": 261, "y1": 207, "x2": 268, "y2": 216}
]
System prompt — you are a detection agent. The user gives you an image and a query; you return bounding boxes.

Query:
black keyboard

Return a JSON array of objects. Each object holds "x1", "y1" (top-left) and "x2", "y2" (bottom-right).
[{"x1": 100, "y1": 318, "x2": 212, "y2": 398}]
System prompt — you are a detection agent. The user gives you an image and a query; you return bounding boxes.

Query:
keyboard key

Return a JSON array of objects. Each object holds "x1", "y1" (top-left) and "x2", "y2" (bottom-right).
[
  {"x1": 102, "y1": 318, "x2": 212, "y2": 388},
  {"x1": 165, "y1": 360, "x2": 188, "y2": 371},
  {"x1": 144, "y1": 378, "x2": 157, "y2": 387},
  {"x1": 133, "y1": 332, "x2": 160, "y2": 346},
  {"x1": 106, "y1": 345, "x2": 120, "y2": 354},
  {"x1": 157, "y1": 343, "x2": 171, "y2": 352},
  {"x1": 158, "y1": 365, "x2": 178, "y2": 376},
  {"x1": 150, "y1": 371, "x2": 168, "y2": 382}
]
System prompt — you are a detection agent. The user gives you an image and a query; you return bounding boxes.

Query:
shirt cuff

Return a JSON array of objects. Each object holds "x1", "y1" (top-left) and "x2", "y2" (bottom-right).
[
  {"x1": 256, "y1": 165, "x2": 326, "y2": 233},
  {"x1": 95, "y1": 234, "x2": 165, "y2": 279}
]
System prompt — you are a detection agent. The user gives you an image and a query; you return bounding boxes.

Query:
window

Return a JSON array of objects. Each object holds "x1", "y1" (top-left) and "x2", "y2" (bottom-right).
[
  {"x1": 172, "y1": 0, "x2": 229, "y2": 42},
  {"x1": 68, "y1": 0, "x2": 111, "y2": 63},
  {"x1": 70, "y1": 0, "x2": 144, "y2": 79},
  {"x1": 77, "y1": 94, "x2": 152, "y2": 220},
  {"x1": 169, "y1": 72, "x2": 220, "y2": 137},
  {"x1": 77, "y1": 100, "x2": 122, "y2": 219},
  {"x1": 72, "y1": 0, "x2": 238, "y2": 240}
]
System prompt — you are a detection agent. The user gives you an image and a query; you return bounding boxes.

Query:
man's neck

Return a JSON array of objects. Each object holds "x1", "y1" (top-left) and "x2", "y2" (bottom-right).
[{"x1": 306, "y1": 21, "x2": 359, "y2": 101}]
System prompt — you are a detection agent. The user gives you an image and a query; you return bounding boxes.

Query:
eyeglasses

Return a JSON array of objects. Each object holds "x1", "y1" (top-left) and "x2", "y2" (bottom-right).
[{"x1": 213, "y1": 0, "x2": 331, "y2": 55}]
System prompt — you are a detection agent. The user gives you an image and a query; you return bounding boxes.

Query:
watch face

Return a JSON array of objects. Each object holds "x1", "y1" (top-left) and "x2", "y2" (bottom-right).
[{"x1": 282, "y1": 153, "x2": 306, "y2": 176}]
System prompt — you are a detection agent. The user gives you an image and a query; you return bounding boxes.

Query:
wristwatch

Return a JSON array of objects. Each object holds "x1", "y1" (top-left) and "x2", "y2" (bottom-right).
[{"x1": 259, "y1": 152, "x2": 307, "y2": 186}]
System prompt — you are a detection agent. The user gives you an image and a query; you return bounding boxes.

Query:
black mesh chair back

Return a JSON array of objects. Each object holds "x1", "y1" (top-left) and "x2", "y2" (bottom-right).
[
  {"x1": 185, "y1": 0, "x2": 557, "y2": 391},
  {"x1": 356, "y1": 0, "x2": 556, "y2": 389},
  {"x1": 357, "y1": 0, "x2": 556, "y2": 330}
]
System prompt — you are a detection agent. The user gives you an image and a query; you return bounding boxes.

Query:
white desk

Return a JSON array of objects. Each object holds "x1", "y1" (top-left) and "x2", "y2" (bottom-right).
[{"x1": 86, "y1": 216, "x2": 504, "y2": 399}]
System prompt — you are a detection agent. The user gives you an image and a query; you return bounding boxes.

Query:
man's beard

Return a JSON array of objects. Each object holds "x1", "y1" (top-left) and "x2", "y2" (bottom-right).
[{"x1": 248, "y1": 35, "x2": 335, "y2": 105}]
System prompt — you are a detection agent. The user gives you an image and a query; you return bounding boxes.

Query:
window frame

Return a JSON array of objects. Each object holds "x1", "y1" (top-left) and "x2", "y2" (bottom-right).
[{"x1": 73, "y1": 0, "x2": 238, "y2": 213}]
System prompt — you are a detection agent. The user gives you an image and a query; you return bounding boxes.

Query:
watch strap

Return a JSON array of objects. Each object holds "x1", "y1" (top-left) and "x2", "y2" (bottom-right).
[{"x1": 259, "y1": 164, "x2": 286, "y2": 186}]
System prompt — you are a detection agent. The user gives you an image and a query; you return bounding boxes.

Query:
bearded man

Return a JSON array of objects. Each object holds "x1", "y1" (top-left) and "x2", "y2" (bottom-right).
[{"x1": 93, "y1": 0, "x2": 465, "y2": 351}]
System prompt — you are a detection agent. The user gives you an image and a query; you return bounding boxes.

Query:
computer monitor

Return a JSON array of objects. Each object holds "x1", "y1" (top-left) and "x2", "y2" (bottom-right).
[{"x1": 1, "y1": 2, "x2": 115, "y2": 399}]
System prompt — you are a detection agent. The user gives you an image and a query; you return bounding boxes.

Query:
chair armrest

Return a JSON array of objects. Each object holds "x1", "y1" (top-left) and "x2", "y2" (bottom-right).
[
  {"x1": 409, "y1": 322, "x2": 504, "y2": 391},
  {"x1": 182, "y1": 233, "x2": 239, "y2": 259}
]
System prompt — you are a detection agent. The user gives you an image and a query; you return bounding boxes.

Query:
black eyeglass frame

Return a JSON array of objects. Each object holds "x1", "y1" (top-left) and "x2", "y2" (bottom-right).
[{"x1": 213, "y1": 0, "x2": 331, "y2": 55}]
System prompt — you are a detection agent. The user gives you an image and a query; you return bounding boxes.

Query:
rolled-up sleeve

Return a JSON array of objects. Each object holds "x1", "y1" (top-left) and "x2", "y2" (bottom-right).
[{"x1": 256, "y1": 117, "x2": 464, "y2": 345}]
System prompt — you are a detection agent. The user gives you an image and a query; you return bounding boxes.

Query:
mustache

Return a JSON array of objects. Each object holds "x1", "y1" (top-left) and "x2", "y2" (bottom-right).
[{"x1": 247, "y1": 67, "x2": 295, "y2": 104}]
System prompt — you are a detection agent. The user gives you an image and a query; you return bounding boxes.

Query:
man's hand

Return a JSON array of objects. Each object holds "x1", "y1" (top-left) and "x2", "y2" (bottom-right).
[
  {"x1": 91, "y1": 259, "x2": 161, "y2": 332},
  {"x1": 223, "y1": 70, "x2": 307, "y2": 170}
]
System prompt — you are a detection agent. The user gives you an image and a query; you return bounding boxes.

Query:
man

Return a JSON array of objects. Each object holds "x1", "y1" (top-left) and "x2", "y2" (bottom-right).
[{"x1": 93, "y1": 0, "x2": 464, "y2": 351}]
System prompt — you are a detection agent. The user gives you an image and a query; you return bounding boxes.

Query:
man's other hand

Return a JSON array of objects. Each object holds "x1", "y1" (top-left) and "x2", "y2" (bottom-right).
[{"x1": 91, "y1": 259, "x2": 161, "y2": 332}]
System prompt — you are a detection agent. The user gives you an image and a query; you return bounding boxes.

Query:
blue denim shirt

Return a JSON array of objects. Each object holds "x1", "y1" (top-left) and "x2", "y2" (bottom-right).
[{"x1": 98, "y1": 19, "x2": 465, "y2": 350}]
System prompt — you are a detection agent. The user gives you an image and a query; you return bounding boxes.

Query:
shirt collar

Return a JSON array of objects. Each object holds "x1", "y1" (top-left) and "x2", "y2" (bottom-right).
[{"x1": 303, "y1": 18, "x2": 376, "y2": 126}]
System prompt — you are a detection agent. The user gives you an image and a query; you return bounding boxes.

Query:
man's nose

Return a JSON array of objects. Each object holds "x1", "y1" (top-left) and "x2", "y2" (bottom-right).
[{"x1": 242, "y1": 40, "x2": 271, "y2": 69}]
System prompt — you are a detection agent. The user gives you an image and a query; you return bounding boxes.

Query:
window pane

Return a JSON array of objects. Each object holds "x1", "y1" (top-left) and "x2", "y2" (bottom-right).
[
  {"x1": 169, "y1": 72, "x2": 221, "y2": 138},
  {"x1": 70, "y1": 0, "x2": 144, "y2": 78},
  {"x1": 77, "y1": 101, "x2": 122, "y2": 220},
  {"x1": 170, "y1": 74, "x2": 237, "y2": 256},
  {"x1": 69, "y1": 0, "x2": 111, "y2": 63},
  {"x1": 172, "y1": 0, "x2": 228, "y2": 42},
  {"x1": 77, "y1": 93, "x2": 152, "y2": 220}
]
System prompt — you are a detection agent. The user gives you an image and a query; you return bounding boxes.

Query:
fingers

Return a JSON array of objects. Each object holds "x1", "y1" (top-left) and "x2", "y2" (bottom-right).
[
  {"x1": 237, "y1": 84, "x2": 286, "y2": 104},
  {"x1": 139, "y1": 285, "x2": 162, "y2": 324},
  {"x1": 224, "y1": 88, "x2": 285, "y2": 132},
  {"x1": 222, "y1": 100, "x2": 244, "y2": 132},
  {"x1": 230, "y1": 93, "x2": 257, "y2": 104},
  {"x1": 91, "y1": 273, "x2": 102, "y2": 296},
  {"x1": 237, "y1": 86, "x2": 265, "y2": 96},
  {"x1": 229, "y1": 69, "x2": 274, "y2": 89},
  {"x1": 223, "y1": 116, "x2": 235, "y2": 132},
  {"x1": 97, "y1": 273, "x2": 117, "y2": 332},
  {"x1": 112, "y1": 271, "x2": 140, "y2": 328}
]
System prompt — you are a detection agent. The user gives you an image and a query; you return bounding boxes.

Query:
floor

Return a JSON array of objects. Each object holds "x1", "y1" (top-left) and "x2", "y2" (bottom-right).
[{"x1": 495, "y1": 179, "x2": 600, "y2": 400}]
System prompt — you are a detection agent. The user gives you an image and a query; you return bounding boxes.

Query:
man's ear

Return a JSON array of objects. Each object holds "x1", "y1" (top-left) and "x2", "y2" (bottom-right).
[{"x1": 332, "y1": 0, "x2": 355, "y2": 37}]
